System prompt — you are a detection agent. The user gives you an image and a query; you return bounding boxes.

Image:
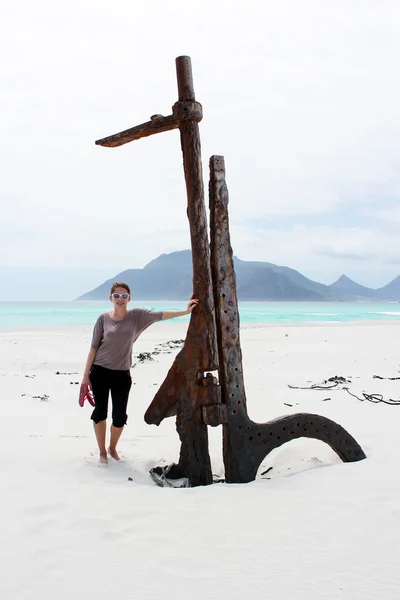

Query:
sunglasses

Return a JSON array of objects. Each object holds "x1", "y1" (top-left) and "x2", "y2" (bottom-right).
[{"x1": 112, "y1": 293, "x2": 130, "y2": 299}]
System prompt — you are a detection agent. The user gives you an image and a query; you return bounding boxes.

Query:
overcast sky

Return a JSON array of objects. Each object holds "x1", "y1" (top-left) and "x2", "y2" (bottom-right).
[{"x1": 2, "y1": 0, "x2": 400, "y2": 298}]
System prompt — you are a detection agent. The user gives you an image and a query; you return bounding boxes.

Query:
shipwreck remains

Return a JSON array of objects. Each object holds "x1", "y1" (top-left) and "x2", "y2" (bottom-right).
[{"x1": 96, "y1": 56, "x2": 366, "y2": 487}]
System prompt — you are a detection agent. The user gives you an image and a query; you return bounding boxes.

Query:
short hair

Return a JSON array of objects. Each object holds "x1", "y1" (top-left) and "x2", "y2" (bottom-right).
[{"x1": 110, "y1": 282, "x2": 131, "y2": 294}]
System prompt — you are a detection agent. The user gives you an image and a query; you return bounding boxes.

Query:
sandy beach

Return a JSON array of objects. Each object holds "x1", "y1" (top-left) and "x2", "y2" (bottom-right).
[{"x1": 1, "y1": 320, "x2": 400, "y2": 599}]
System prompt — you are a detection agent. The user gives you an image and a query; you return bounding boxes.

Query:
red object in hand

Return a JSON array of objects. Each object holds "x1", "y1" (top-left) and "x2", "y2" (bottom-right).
[{"x1": 79, "y1": 384, "x2": 95, "y2": 407}]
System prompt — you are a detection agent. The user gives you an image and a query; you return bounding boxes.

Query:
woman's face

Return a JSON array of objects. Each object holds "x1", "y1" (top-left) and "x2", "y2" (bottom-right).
[{"x1": 110, "y1": 286, "x2": 131, "y2": 308}]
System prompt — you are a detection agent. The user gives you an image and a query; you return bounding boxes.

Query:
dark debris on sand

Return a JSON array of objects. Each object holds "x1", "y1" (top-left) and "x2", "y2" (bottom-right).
[{"x1": 133, "y1": 339, "x2": 185, "y2": 364}]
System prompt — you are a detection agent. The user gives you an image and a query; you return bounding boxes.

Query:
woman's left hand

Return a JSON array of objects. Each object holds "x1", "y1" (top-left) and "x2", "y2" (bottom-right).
[{"x1": 186, "y1": 297, "x2": 199, "y2": 313}]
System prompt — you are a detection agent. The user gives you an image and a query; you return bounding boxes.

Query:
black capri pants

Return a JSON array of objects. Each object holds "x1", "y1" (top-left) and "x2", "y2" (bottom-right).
[{"x1": 89, "y1": 364, "x2": 132, "y2": 428}]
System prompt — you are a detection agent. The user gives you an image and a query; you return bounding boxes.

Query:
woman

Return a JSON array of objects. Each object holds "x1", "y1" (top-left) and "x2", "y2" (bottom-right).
[{"x1": 79, "y1": 281, "x2": 198, "y2": 465}]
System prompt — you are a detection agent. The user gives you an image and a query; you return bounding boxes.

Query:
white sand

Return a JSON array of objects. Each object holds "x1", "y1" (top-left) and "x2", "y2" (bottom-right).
[{"x1": 1, "y1": 321, "x2": 400, "y2": 599}]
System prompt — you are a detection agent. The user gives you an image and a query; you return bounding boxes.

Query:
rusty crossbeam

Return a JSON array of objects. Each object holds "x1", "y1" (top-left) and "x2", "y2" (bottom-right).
[
  {"x1": 95, "y1": 101, "x2": 203, "y2": 148},
  {"x1": 96, "y1": 115, "x2": 180, "y2": 148}
]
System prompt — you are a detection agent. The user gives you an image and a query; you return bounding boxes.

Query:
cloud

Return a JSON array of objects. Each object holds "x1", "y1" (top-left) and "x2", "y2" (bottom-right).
[
  {"x1": 363, "y1": 206, "x2": 400, "y2": 225},
  {"x1": 1, "y1": 0, "x2": 400, "y2": 290}
]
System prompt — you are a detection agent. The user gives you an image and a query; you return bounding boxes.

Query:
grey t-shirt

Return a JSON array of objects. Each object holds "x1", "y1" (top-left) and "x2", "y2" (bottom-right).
[{"x1": 91, "y1": 308, "x2": 163, "y2": 371}]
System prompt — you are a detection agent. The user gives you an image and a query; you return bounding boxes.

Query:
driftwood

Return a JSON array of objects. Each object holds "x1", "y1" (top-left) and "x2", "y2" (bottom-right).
[{"x1": 96, "y1": 56, "x2": 366, "y2": 487}]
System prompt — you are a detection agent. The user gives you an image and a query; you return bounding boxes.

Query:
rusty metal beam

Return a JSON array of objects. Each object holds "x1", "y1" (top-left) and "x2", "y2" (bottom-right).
[
  {"x1": 208, "y1": 155, "x2": 366, "y2": 483},
  {"x1": 95, "y1": 115, "x2": 180, "y2": 147},
  {"x1": 144, "y1": 56, "x2": 220, "y2": 487},
  {"x1": 96, "y1": 96, "x2": 202, "y2": 148}
]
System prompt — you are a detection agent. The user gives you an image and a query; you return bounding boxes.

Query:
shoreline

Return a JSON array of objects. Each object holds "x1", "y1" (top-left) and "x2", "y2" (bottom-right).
[{"x1": 2, "y1": 318, "x2": 400, "y2": 334}]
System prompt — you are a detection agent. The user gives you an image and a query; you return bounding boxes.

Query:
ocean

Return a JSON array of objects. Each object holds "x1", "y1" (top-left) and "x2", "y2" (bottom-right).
[{"x1": 2, "y1": 301, "x2": 400, "y2": 328}]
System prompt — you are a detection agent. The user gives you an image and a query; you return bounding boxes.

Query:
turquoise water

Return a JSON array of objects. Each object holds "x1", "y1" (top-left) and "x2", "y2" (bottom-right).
[{"x1": 1, "y1": 301, "x2": 400, "y2": 327}]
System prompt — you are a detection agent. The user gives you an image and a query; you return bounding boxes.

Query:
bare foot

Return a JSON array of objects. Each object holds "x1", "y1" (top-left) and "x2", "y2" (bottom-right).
[
  {"x1": 108, "y1": 446, "x2": 121, "y2": 461},
  {"x1": 99, "y1": 452, "x2": 108, "y2": 465}
]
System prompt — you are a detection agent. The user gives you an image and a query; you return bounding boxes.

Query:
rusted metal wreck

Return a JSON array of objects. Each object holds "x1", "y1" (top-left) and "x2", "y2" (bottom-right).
[{"x1": 96, "y1": 56, "x2": 366, "y2": 487}]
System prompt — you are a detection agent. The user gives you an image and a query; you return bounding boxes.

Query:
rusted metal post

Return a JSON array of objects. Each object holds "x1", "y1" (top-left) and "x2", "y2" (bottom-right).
[
  {"x1": 209, "y1": 155, "x2": 249, "y2": 481},
  {"x1": 209, "y1": 155, "x2": 366, "y2": 483},
  {"x1": 144, "y1": 57, "x2": 221, "y2": 487}
]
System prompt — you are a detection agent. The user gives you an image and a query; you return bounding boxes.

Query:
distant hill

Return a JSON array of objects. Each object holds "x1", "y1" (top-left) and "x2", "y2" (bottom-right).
[
  {"x1": 236, "y1": 266, "x2": 326, "y2": 301},
  {"x1": 377, "y1": 276, "x2": 400, "y2": 301},
  {"x1": 327, "y1": 274, "x2": 380, "y2": 301},
  {"x1": 78, "y1": 251, "x2": 193, "y2": 301},
  {"x1": 76, "y1": 249, "x2": 400, "y2": 302},
  {"x1": 233, "y1": 258, "x2": 331, "y2": 298}
]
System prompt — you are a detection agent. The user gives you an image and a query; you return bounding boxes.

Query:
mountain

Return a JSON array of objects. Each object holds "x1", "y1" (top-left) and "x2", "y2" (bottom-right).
[
  {"x1": 77, "y1": 249, "x2": 400, "y2": 302},
  {"x1": 327, "y1": 274, "x2": 380, "y2": 300},
  {"x1": 78, "y1": 251, "x2": 193, "y2": 301},
  {"x1": 237, "y1": 267, "x2": 326, "y2": 301},
  {"x1": 376, "y1": 276, "x2": 400, "y2": 301},
  {"x1": 77, "y1": 250, "x2": 324, "y2": 301},
  {"x1": 233, "y1": 258, "x2": 331, "y2": 298}
]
